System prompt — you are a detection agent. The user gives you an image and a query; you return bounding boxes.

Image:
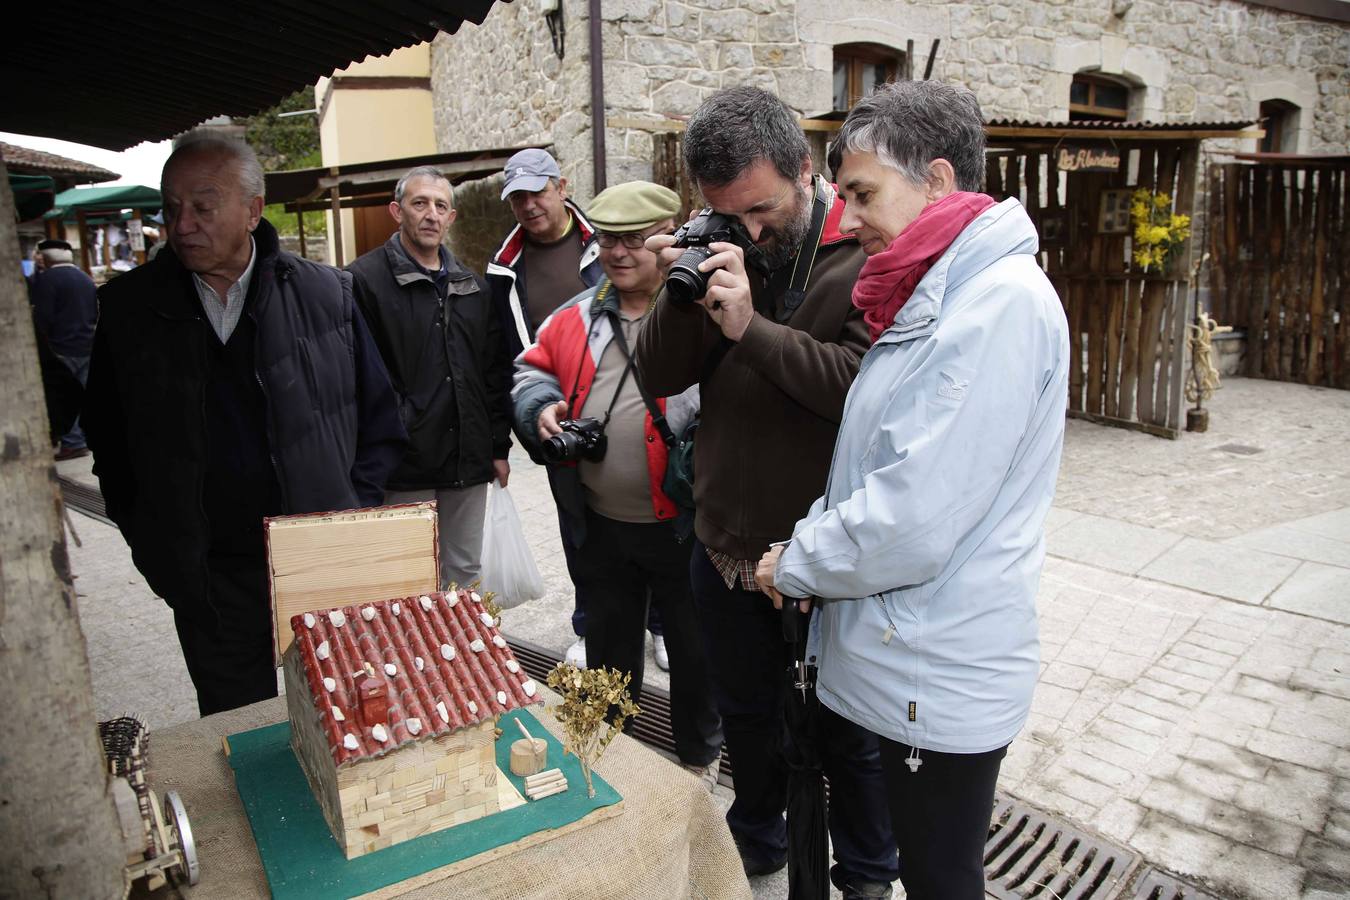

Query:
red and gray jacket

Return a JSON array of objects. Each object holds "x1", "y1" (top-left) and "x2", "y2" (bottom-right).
[
  {"x1": 486, "y1": 199, "x2": 603, "y2": 363},
  {"x1": 510, "y1": 279, "x2": 698, "y2": 547}
]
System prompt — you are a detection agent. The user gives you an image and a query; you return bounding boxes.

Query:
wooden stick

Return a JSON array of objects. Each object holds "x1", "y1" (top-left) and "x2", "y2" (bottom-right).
[
  {"x1": 526, "y1": 781, "x2": 569, "y2": 800},
  {"x1": 524, "y1": 769, "x2": 565, "y2": 789},
  {"x1": 515, "y1": 718, "x2": 533, "y2": 742}
]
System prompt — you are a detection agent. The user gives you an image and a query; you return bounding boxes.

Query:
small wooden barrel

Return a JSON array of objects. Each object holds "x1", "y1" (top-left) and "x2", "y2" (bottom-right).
[{"x1": 509, "y1": 738, "x2": 547, "y2": 776}]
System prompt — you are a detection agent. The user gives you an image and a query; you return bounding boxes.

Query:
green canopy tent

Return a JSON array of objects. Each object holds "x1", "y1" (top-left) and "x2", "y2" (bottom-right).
[
  {"x1": 9, "y1": 174, "x2": 55, "y2": 221},
  {"x1": 44, "y1": 184, "x2": 162, "y2": 272}
]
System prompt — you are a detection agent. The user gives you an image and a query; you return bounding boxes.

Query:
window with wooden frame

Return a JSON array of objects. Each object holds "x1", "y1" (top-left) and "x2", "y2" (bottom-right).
[
  {"x1": 1069, "y1": 73, "x2": 1131, "y2": 121},
  {"x1": 1258, "y1": 99, "x2": 1299, "y2": 153},
  {"x1": 833, "y1": 43, "x2": 904, "y2": 112}
]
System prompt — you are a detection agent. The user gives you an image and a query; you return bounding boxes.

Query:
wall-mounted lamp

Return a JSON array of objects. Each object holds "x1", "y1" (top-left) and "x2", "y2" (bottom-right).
[{"x1": 539, "y1": 0, "x2": 565, "y2": 59}]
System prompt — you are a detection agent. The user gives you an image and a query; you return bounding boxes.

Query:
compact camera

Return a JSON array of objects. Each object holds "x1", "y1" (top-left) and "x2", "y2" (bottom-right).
[
  {"x1": 542, "y1": 417, "x2": 608, "y2": 464},
  {"x1": 665, "y1": 209, "x2": 755, "y2": 305}
]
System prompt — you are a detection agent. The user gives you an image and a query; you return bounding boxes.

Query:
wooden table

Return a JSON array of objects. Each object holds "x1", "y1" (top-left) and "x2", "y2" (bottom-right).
[{"x1": 148, "y1": 693, "x2": 750, "y2": 900}]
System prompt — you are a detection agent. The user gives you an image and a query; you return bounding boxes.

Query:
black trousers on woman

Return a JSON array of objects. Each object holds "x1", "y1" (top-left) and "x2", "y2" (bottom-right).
[{"x1": 877, "y1": 738, "x2": 1008, "y2": 900}]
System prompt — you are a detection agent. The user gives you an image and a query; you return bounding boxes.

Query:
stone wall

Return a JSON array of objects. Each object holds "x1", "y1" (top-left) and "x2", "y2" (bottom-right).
[
  {"x1": 430, "y1": 0, "x2": 595, "y2": 196},
  {"x1": 431, "y1": 0, "x2": 1348, "y2": 201}
]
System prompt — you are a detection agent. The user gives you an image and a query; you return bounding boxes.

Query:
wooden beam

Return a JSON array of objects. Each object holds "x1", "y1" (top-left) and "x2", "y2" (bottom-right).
[
  {"x1": 76, "y1": 210, "x2": 91, "y2": 274},
  {"x1": 608, "y1": 114, "x2": 844, "y2": 134},
  {"x1": 330, "y1": 185, "x2": 344, "y2": 268}
]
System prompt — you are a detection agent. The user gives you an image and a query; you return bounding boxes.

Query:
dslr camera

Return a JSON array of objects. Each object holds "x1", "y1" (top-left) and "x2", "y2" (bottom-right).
[
  {"x1": 665, "y1": 208, "x2": 755, "y2": 305},
  {"x1": 542, "y1": 417, "x2": 608, "y2": 464}
]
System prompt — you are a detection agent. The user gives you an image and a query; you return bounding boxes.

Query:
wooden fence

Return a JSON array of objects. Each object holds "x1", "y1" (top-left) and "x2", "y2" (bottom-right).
[
  {"x1": 985, "y1": 142, "x2": 1199, "y2": 437},
  {"x1": 1208, "y1": 161, "x2": 1349, "y2": 388}
]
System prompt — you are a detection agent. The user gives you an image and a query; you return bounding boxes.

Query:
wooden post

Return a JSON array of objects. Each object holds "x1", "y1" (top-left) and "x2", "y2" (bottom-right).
[
  {"x1": 330, "y1": 186, "x2": 345, "y2": 268},
  {"x1": 77, "y1": 210, "x2": 92, "y2": 274},
  {"x1": 131, "y1": 208, "x2": 146, "y2": 266},
  {"x1": 0, "y1": 157, "x2": 126, "y2": 900},
  {"x1": 101, "y1": 219, "x2": 112, "y2": 276},
  {"x1": 297, "y1": 209, "x2": 307, "y2": 261}
]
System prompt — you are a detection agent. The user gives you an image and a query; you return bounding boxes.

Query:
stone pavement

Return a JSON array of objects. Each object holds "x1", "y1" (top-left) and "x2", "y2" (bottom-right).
[{"x1": 61, "y1": 376, "x2": 1349, "y2": 899}]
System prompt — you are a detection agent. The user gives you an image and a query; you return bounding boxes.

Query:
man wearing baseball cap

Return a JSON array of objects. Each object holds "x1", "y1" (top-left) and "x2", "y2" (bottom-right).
[
  {"x1": 489, "y1": 149, "x2": 665, "y2": 671},
  {"x1": 511, "y1": 180, "x2": 722, "y2": 787},
  {"x1": 487, "y1": 149, "x2": 602, "y2": 364}
]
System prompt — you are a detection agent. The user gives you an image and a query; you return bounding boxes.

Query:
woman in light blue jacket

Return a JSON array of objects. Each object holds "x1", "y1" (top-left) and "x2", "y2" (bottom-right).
[{"x1": 756, "y1": 81, "x2": 1069, "y2": 899}]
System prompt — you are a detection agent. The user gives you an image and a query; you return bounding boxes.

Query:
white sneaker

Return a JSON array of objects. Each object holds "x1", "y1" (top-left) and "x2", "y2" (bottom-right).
[
  {"x1": 682, "y1": 756, "x2": 720, "y2": 792},
  {"x1": 652, "y1": 634, "x2": 670, "y2": 672},
  {"x1": 565, "y1": 638, "x2": 587, "y2": 668}
]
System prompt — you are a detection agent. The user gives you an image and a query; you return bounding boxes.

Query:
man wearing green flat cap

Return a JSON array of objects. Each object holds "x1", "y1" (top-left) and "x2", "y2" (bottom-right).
[{"x1": 512, "y1": 180, "x2": 723, "y2": 787}]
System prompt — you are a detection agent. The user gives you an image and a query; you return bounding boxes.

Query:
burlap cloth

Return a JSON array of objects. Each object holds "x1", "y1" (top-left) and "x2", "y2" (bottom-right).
[{"x1": 150, "y1": 689, "x2": 750, "y2": 900}]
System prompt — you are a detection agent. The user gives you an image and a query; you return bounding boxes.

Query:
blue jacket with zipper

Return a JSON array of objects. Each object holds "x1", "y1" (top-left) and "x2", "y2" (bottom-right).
[{"x1": 775, "y1": 199, "x2": 1069, "y2": 754}]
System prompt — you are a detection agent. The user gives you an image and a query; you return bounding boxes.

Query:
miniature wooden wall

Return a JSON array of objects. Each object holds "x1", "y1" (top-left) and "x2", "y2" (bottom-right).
[
  {"x1": 985, "y1": 141, "x2": 1200, "y2": 438},
  {"x1": 1209, "y1": 160, "x2": 1349, "y2": 389}
]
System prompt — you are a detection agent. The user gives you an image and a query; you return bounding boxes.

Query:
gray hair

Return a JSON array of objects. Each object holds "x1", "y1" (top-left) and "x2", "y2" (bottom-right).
[
  {"x1": 166, "y1": 129, "x2": 266, "y2": 201},
  {"x1": 39, "y1": 247, "x2": 74, "y2": 265},
  {"x1": 683, "y1": 86, "x2": 811, "y2": 188},
  {"x1": 828, "y1": 81, "x2": 987, "y2": 193},
  {"x1": 395, "y1": 166, "x2": 452, "y2": 203}
]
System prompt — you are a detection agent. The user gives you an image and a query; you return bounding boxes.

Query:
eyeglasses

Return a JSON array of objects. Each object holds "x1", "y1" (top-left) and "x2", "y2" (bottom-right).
[{"x1": 595, "y1": 229, "x2": 667, "y2": 249}]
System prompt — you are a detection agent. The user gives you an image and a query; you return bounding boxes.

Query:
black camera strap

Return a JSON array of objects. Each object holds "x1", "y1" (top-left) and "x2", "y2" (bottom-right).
[
  {"x1": 778, "y1": 175, "x2": 833, "y2": 324},
  {"x1": 606, "y1": 307, "x2": 679, "y2": 449}
]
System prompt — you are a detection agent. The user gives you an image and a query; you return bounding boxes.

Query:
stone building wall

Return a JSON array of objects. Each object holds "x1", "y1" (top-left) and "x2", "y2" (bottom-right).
[{"x1": 431, "y1": 0, "x2": 1348, "y2": 205}]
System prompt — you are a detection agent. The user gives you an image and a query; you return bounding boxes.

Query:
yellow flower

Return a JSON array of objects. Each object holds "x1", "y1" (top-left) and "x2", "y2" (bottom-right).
[
  {"x1": 1148, "y1": 225, "x2": 1170, "y2": 244},
  {"x1": 1153, "y1": 193, "x2": 1171, "y2": 209}
]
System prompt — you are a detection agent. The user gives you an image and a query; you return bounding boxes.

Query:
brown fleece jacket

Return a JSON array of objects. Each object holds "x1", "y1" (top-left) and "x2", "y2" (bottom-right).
[{"x1": 635, "y1": 219, "x2": 869, "y2": 561}]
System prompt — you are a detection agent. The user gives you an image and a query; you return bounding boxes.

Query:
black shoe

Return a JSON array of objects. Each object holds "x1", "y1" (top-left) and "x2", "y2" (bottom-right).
[
  {"x1": 841, "y1": 880, "x2": 893, "y2": 900},
  {"x1": 732, "y1": 835, "x2": 787, "y2": 878}
]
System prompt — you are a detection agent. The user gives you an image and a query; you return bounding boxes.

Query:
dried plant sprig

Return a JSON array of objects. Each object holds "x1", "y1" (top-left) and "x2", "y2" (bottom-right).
[{"x1": 546, "y1": 662, "x2": 640, "y2": 797}]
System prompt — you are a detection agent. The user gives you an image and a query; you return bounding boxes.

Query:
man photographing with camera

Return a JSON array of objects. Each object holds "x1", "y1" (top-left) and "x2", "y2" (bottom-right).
[
  {"x1": 512, "y1": 180, "x2": 723, "y2": 787},
  {"x1": 635, "y1": 86, "x2": 899, "y2": 896}
]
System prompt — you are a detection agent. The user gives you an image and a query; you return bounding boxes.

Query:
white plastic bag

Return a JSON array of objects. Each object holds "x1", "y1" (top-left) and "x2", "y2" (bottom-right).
[{"x1": 480, "y1": 481, "x2": 545, "y2": 608}]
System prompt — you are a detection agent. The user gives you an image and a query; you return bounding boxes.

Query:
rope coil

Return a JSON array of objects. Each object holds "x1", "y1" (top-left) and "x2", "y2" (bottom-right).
[{"x1": 1186, "y1": 308, "x2": 1233, "y2": 405}]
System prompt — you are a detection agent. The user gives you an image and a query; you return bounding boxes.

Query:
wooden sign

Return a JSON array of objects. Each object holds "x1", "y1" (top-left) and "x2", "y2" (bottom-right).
[
  {"x1": 265, "y1": 501, "x2": 440, "y2": 662},
  {"x1": 1057, "y1": 145, "x2": 1122, "y2": 172}
]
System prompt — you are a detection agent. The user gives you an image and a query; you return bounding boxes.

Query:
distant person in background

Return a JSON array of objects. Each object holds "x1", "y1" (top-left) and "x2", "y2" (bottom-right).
[
  {"x1": 28, "y1": 239, "x2": 97, "y2": 460},
  {"x1": 488, "y1": 148, "x2": 665, "y2": 671}
]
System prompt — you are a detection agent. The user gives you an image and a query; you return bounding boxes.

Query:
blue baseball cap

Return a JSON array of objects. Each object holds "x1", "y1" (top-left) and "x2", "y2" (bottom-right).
[{"x1": 501, "y1": 149, "x2": 562, "y2": 200}]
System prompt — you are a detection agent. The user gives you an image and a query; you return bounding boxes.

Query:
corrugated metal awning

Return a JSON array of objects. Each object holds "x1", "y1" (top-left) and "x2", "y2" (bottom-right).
[
  {"x1": 267, "y1": 145, "x2": 544, "y2": 211},
  {"x1": 0, "y1": 0, "x2": 508, "y2": 151},
  {"x1": 985, "y1": 118, "x2": 1263, "y2": 141}
]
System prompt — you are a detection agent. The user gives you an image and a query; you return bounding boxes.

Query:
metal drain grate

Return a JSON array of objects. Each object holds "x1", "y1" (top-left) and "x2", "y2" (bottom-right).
[
  {"x1": 985, "y1": 794, "x2": 1139, "y2": 899},
  {"x1": 1129, "y1": 866, "x2": 1222, "y2": 900},
  {"x1": 60, "y1": 476, "x2": 113, "y2": 525},
  {"x1": 505, "y1": 634, "x2": 737, "y2": 788}
]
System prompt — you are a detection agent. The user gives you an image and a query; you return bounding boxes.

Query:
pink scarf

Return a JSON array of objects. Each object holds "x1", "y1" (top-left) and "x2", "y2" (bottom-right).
[{"x1": 852, "y1": 192, "x2": 997, "y2": 342}]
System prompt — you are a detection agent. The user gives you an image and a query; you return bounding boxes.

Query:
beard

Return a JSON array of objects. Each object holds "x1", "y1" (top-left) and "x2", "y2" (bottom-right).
[{"x1": 754, "y1": 184, "x2": 813, "y2": 272}]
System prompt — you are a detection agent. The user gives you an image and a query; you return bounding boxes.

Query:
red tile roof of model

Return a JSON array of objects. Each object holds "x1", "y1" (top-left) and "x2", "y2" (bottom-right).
[{"x1": 290, "y1": 589, "x2": 542, "y2": 767}]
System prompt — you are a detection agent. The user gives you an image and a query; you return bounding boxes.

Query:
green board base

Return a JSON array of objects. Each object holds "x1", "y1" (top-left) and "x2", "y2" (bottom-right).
[{"x1": 225, "y1": 708, "x2": 620, "y2": 900}]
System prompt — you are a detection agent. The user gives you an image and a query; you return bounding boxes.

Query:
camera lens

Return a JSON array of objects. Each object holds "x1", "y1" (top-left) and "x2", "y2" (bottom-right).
[
  {"x1": 542, "y1": 431, "x2": 580, "y2": 463},
  {"x1": 666, "y1": 247, "x2": 712, "y2": 305}
]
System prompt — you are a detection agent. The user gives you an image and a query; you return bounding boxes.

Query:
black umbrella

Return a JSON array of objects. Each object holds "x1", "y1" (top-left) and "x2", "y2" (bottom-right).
[{"x1": 782, "y1": 598, "x2": 829, "y2": 900}]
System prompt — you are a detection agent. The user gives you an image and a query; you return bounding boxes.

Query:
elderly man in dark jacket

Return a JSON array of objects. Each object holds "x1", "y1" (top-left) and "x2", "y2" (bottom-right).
[
  {"x1": 348, "y1": 166, "x2": 511, "y2": 590},
  {"x1": 84, "y1": 131, "x2": 406, "y2": 717}
]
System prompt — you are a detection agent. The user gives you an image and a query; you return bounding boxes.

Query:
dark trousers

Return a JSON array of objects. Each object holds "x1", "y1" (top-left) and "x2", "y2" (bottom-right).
[
  {"x1": 561, "y1": 509, "x2": 663, "y2": 638},
  {"x1": 690, "y1": 543, "x2": 900, "y2": 887},
  {"x1": 172, "y1": 555, "x2": 279, "y2": 717},
  {"x1": 573, "y1": 510, "x2": 722, "y2": 765},
  {"x1": 877, "y1": 740, "x2": 1007, "y2": 900}
]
